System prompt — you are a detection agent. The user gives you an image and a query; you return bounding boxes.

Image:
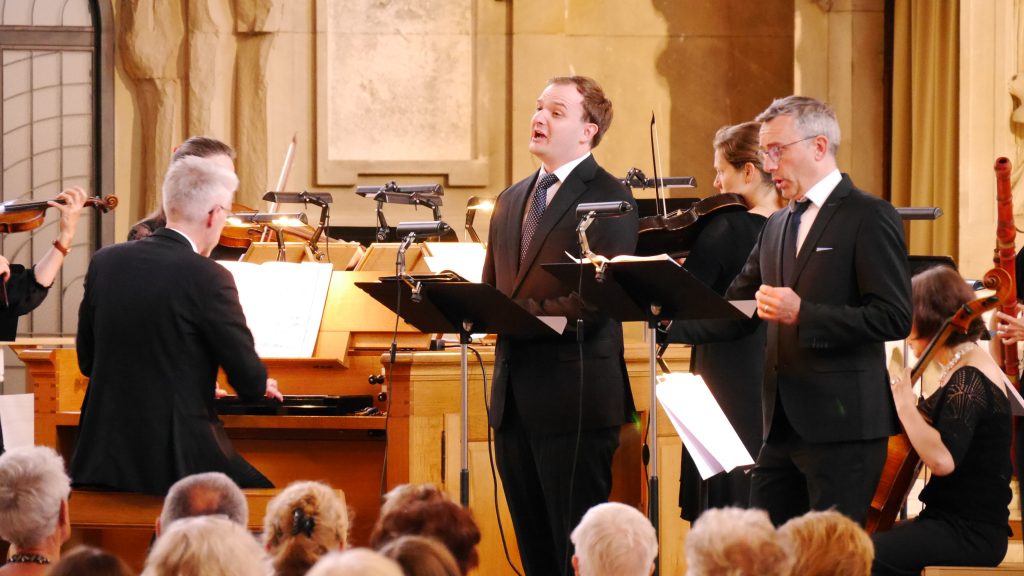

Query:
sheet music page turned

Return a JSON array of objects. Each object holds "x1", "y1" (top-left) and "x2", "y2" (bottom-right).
[
  {"x1": 655, "y1": 372, "x2": 754, "y2": 479},
  {"x1": 217, "y1": 261, "x2": 333, "y2": 358}
]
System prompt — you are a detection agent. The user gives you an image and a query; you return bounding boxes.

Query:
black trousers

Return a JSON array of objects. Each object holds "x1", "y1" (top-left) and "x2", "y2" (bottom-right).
[
  {"x1": 871, "y1": 509, "x2": 1008, "y2": 575},
  {"x1": 494, "y1": 396, "x2": 620, "y2": 576},
  {"x1": 750, "y1": 407, "x2": 887, "y2": 526}
]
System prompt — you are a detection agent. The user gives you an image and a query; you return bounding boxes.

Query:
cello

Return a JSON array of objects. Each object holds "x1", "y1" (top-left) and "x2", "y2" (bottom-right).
[{"x1": 866, "y1": 266, "x2": 1013, "y2": 533}]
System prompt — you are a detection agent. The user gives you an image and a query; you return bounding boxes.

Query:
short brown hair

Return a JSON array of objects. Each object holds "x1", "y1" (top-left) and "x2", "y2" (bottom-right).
[
  {"x1": 911, "y1": 265, "x2": 983, "y2": 345},
  {"x1": 548, "y1": 76, "x2": 613, "y2": 148},
  {"x1": 379, "y1": 535, "x2": 461, "y2": 576},
  {"x1": 171, "y1": 136, "x2": 235, "y2": 163},
  {"x1": 714, "y1": 121, "x2": 773, "y2": 186},
  {"x1": 49, "y1": 546, "x2": 134, "y2": 576},
  {"x1": 370, "y1": 484, "x2": 480, "y2": 575}
]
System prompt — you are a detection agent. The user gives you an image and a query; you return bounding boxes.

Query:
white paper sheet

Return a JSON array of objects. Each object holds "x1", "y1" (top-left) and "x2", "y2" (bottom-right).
[
  {"x1": 0, "y1": 394, "x2": 34, "y2": 451},
  {"x1": 655, "y1": 373, "x2": 754, "y2": 480}
]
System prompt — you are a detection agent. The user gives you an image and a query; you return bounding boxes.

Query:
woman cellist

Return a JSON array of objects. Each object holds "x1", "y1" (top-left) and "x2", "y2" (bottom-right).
[
  {"x1": 663, "y1": 121, "x2": 783, "y2": 520},
  {"x1": 872, "y1": 265, "x2": 1011, "y2": 575},
  {"x1": 0, "y1": 185, "x2": 88, "y2": 340}
]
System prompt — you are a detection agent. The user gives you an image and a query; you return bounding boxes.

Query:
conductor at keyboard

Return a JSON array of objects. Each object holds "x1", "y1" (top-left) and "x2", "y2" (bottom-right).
[{"x1": 70, "y1": 152, "x2": 283, "y2": 495}]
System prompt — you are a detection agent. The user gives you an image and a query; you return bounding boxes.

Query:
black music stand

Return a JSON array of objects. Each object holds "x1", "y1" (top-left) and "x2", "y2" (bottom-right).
[
  {"x1": 543, "y1": 258, "x2": 749, "y2": 573},
  {"x1": 356, "y1": 275, "x2": 564, "y2": 507}
]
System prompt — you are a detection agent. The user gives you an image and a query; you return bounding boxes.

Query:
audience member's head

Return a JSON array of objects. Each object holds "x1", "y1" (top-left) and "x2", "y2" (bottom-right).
[
  {"x1": 141, "y1": 515, "x2": 269, "y2": 576},
  {"x1": 0, "y1": 446, "x2": 71, "y2": 562},
  {"x1": 685, "y1": 507, "x2": 792, "y2": 576},
  {"x1": 263, "y1": 481, "x2": 350, "y2": 576},
  {"x1": 48, "y1": 545, "x2": 135, "y2": 576},
  {"x1": 778, "y1": 510, "x2": 873, "y2": 576},
  {"x1": 307, "y1": 549, "x2": 403, "y2": 576},
  {"x1": 378, "y1": 535, "x2": 461, "y2": 576},
  {"x1": 157, "y1": 471, "x2": 247, "y2": 535},
  {"x1": 370, "y1": 484, "x2": 480, "y2": 575},
  {"x1": 570, "y1": 502, "x2": 657, "y2": 576}
]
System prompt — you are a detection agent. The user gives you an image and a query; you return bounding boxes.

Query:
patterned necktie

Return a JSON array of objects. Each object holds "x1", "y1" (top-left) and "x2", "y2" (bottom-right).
[
  {"x1": 520, "y1": 172, "x2": 559, "y2": 263},
  {"x1": 782, "y1": 200, "x2": 810, "y2": 285}
]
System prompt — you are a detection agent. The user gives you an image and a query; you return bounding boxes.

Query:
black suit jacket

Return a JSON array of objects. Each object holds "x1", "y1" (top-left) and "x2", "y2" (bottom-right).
[
  {"x1": 482, "y1": 155, "x2": 639, "y2": 436},
  {"x1": 71, "y1": 228, "x2": 267, "y2": 495},
  {"x1": 725, "y1": 174, "x2": 911, "y2": 443}
]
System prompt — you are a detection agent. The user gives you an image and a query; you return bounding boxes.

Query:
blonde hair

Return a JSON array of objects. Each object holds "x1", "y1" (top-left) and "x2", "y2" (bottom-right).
[
  {"x1": 263, "y1": 481, "x2": 350, "y2": 576},
  {"x1": 142, "y1": 515, "x2": 270, "y2": 576},
  {"x1": 571, "y1": 502, "x2": 658, "y2": 576},
  {"x1": 685, "y1": 508, "x2": 792, "y2": 576},
  {"x1": 778, "y1": 510, "x2": 873, "y2": 576},
  {"x1": 162, "y1": 155, "x2": 238, "y2": 225},
  {"x1": 0, "y1": 446, "x2": 70, "y2": 548}
]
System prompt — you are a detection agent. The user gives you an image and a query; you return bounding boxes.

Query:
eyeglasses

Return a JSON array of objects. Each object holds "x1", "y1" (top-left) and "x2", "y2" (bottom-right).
[
  {"x1": 208, "y1": 204, "x2": 234, "y2": 219},
  {"x1": 758, "y1": 135, "x2": 818, "y2": 164}
]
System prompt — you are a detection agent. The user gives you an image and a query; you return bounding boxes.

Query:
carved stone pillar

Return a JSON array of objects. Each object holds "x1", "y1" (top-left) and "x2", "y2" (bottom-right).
[
  {"x1": 187, "y1": 0, "x2": 235, "y2": 139},
  {"x1": 118, "y1": 0, "x2": 184, "y2": 217}
]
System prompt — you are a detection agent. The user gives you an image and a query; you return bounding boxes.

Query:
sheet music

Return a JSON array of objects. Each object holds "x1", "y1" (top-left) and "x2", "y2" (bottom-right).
[
  {"x1": 655, "y1": 373, "x2": 754, "y2": 479},
  {"x1": 218, "y1": 261, "x2": 333, "y2": 358},
  {"x1": 0, "y1": 394, "x2": 33, "y2": 451},
  {"x1": 421, "y1": 242, "x2": 486, "y2": 283}
]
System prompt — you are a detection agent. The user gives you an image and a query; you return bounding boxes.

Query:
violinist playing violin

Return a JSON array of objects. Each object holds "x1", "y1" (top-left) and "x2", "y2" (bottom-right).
[
  {"x1": 873, "y1": 266, "x2": 1011, "y2": 575},
  {"x1": 0, "y1": 185, "x2": 88, "y2": 341},
  {"x1": 663, "y1": 121, "x2": 783, "y2": 521}
]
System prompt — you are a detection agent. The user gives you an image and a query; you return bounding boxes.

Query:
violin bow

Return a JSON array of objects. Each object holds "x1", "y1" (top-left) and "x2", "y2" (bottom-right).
[
  {"x1": 261, "y1": 133, "x2": 298, "y2": 242},
  {"x1": 650, "y1": 112, "x2": 667, "y2": 217}
]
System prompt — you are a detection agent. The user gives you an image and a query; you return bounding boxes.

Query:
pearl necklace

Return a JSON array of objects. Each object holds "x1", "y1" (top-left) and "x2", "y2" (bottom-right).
[
  {"x1": 936, "y1": 343, "x2": 975, "y2": 385},
  {"x1": 6, "y1": 553, "x2": 50, "y2": 564}
]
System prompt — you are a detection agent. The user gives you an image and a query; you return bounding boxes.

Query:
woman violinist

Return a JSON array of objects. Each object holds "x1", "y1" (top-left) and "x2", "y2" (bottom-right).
[
  {"x1": 664, "y1": 121, "x2": 783, "y2": 521},
  {"x1": 872, "y1": 266, "x2": 1011, "y2": 575},
  {"x1": 0, "y1": 186, "x2": 88, "y2": 340}
]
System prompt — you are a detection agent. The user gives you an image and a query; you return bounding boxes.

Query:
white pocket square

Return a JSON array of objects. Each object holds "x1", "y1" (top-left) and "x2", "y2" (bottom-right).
[{"x1": 816, "y1": 246, "x2": 833, "y2": 252}]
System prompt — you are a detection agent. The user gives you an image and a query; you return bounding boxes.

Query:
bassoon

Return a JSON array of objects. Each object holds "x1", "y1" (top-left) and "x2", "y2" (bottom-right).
[{"x1": 994, "y1": 157, "x2": 1019, "y2": 387}]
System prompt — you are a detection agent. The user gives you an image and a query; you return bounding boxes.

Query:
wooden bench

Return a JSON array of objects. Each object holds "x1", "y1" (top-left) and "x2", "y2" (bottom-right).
[
  {"x1": 65, "y1": 488, "x2": 280, "y2": 570},
  {"x1": 924, "y1": 565, "x2": 1024, "y2": 575}
]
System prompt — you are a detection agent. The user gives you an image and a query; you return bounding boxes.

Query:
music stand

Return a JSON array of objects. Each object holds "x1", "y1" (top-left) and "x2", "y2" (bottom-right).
[
  {"x1": 356, "y1": 275, "x2": 564, "y2": 507},
  {"x1": 543, "y1": 258, "x2": 749, "y2": 571}
]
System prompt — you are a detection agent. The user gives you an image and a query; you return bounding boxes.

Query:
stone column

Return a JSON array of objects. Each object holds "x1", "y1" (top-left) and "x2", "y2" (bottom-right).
[{"x1": 118, "y1": 0, "x2": 185, "y2": 217}]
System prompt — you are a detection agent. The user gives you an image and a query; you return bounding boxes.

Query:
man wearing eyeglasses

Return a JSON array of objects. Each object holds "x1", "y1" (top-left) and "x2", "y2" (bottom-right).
[
  {"x1": 71, "y1": 152, "x2": 283, "y2": 496},
  {"x1": 683, "y1": 96, "x2": 911, "y2": 526}
]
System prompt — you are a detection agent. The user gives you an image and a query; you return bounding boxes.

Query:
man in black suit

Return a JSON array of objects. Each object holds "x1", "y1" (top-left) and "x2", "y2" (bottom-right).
[
  {"x1": 732, "y1": 96, "x2": 912, "y2": 525},
  {"x1": 481, "y1": 76, "x2": 638, "y2": 576},
  {"x1": 71, "y1": 150, "x2": 283, "y2": 496}
]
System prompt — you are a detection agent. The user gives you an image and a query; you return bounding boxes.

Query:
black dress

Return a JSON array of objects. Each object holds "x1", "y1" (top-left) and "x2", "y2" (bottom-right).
[
  {"x1": 667, "y1": 210, "x2": 767, "y2": 521},
  {"x1": 871, "y1": 365, "x2": 1012, "y2": 575},
  {"x1": 0, "y1": 264, "x2": 50, "y2": 341}
]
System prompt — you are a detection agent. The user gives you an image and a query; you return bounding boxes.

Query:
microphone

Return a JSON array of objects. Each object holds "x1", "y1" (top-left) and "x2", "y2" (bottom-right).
[
  {"x1": 576, "y1": 201, "x2": 633, "y2": 219},
  {"x1": 396, "y1": 221, "x2": 451, "y2": 239}
]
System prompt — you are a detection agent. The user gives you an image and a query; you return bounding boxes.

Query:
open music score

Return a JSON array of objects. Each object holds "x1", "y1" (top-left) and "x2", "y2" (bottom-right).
[{"x1": 217, "y1": 261, "x2": 333, "y2": 358}]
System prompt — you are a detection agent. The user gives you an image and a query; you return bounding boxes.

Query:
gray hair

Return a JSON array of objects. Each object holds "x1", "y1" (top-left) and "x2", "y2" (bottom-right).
[
  {"x1": 307, "y1": 549, "x2": 404, "y2": 576},
  {"x1": 160, "y1": 472, "x2": 248, "y2": 530},
  {"x1": 162, "y1": 155, "x2": 238, "y2": 225},
  {"x1": 142, "y1": 515, "x2": 271, "y2": 576},
  {"x1": 685, "y1": 507, "x2": 793, "y2": 576},
  {"x1": 0, "y1": 445, "x2": 70, "y2": 548},
  {"x1": 570, "y1": 502, "x2": 658, "y2": 576},
  {"x1": 756, "y1": 95, "x2": 841, "y2": 157}
]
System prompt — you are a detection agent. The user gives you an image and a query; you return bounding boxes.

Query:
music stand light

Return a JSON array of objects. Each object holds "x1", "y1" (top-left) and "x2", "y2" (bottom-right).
[{"x1": 464, "y1": 196, "x2": 494, "y2": 244}]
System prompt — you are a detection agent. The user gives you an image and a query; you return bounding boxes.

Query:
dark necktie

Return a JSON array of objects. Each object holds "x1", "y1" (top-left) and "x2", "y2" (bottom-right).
[
  {"x1": 520, "y1": 172, "x2": 559, "y2": 263},
  {"x1": 782, "y1": 200, "x2": 810, "y2": 285}
]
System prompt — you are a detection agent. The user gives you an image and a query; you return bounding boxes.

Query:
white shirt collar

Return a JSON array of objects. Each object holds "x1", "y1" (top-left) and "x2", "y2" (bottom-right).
[
  {"x1": 166, "y1": 226, "x2": 200, "y2": 254},
  {"x1": 542, "y1": 152, "x2": 592, "y2": 183},
  {"x1": 802, "y1": 168, "x2": 842, "y2": 208}
]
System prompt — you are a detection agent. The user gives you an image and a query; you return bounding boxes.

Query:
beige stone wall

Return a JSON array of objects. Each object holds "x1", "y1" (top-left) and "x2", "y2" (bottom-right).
[{"x1": 111, "y1": 0, "x2": 794, "y2": 244}]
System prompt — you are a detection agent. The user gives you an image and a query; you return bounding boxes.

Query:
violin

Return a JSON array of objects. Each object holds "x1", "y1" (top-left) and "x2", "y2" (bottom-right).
[
  {"x1": 866, "y1": 267, "x2": 1012, "y2": 533},
  {"x1": 636, "y1": 193, "x2": 748, "y2": 256},
  {"x1": 0, "y1": 195, "x2": 118, "y2": 234}
]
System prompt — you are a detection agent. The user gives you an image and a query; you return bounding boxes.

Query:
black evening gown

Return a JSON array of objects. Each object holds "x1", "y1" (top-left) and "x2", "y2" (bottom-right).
[{"x1": 667, "y1": 210, "x2": 767, "y2": 522}]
